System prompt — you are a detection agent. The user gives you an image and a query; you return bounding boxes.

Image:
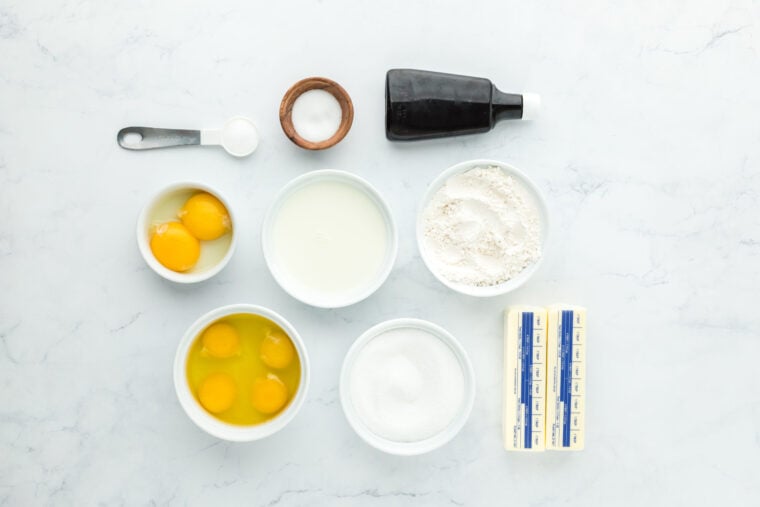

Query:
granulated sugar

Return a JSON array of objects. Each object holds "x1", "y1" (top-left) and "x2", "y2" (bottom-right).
[
  {"x1": 348, "y1": 327, "x2": 465, "y2": 442},
  {"x1": 422, "y1": 166, "x2": 542, "y2": 287}
]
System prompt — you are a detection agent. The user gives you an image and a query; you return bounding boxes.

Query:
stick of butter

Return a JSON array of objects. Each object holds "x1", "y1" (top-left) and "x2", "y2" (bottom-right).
[
  {"x1": 546, "y1": 305, "x2": 586, "y2": 451},
  {"x1": 503, "y1": 306, "x2": 547, "y2": 451}
]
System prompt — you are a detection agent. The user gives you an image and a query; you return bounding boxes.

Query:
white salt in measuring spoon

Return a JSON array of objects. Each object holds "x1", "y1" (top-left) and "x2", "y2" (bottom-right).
[{"x1": 117, "y1": 116, "x2": 259, "y2": 157}]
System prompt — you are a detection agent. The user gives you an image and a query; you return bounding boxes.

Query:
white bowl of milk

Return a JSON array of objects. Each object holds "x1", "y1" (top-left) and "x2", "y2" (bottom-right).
[{"x1": 262, "y1": 170, "x2": 398, "y2": 308}]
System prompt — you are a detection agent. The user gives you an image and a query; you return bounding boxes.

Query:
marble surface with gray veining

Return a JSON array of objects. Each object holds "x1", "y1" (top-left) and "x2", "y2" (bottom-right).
[{"x1": 1, "y1": 1, "x2": 759, "y2": 505}]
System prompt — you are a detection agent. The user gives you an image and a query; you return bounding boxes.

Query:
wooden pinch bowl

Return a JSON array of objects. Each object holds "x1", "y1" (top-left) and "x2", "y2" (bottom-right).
[{"x1": 279, "y1": 77, "x2": 354, "y2": 150}]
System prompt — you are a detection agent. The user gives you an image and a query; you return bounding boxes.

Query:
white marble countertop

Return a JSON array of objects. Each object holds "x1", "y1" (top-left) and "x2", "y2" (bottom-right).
[{"x1": 2, "y1": 1, "x2": 759, "y2": 505}]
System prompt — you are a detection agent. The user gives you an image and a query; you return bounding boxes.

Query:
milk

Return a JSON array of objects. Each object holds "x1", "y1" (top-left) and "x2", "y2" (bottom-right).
[{"x1": 271, "y1": 180, "x2": 388, "y2": 298}]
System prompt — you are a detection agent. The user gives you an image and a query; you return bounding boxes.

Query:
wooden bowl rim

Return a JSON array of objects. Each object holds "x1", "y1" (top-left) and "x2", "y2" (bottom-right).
[{"x1": 279, "y1": 77, "x2": 354, "y2": 150}]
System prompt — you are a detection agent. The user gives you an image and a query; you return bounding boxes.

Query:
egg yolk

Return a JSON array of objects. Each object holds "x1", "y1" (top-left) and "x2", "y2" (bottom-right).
[
  {"x1": 202, "y1": 322, "x2": 240, "y2": 359},
  {"x1": 260, "y1": 331, "x2": 295, "y2": 369},
  {"x1": 179, "y1": 192, "x2": 231, "y2": 241},
  {"x1": 150, "y1": 222, "x2": 200, "y2": 272},
  {"x1": 198, "y1": 372, "x2": 237, "y2": 414},
  {"x1": 250, "y1": 374, "x2": 288, "y2": 414}
]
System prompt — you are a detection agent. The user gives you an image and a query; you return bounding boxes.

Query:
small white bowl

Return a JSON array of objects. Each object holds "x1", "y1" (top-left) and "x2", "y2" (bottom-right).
[
  {"x1": 137, "y1": 181, "x2": 237, "y2": 284},
  {"x1": 339, "y1": 318, "x2": 476, "y2": 456},
  {"x1": 417, "y1": 159, "x2": 550, "y2": 297},
  {"x1": 262, "y1": 170, "x2": 398, "y2": 308},
  {"x1": 174, "y1": 304, "x2": 310, "y2": 442}
]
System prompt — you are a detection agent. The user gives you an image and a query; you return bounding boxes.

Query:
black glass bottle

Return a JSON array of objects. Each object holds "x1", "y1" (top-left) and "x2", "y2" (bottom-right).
[{"x1": 385, "y1": 69, "x2": 538, "y2": 141}]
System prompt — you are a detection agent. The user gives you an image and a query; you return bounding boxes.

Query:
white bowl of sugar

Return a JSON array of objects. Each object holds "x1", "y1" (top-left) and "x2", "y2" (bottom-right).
[
  {"x1": 417, "y1": 159, "x2": 549, "y2": 297},
  {"x1": 340, "y1": 318, "x2": 476, "y2": 456}
]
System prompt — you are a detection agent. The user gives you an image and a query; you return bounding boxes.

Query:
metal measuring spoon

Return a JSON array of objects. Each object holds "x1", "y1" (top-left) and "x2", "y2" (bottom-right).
[{"x1": 117, "y1": 116, "x2": 259, "y2": 157}]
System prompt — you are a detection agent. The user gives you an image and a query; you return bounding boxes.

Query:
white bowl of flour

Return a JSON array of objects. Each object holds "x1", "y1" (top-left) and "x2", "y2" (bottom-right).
[{"x1": 418, "y1": 159, "x2": 549, "y2": 297}]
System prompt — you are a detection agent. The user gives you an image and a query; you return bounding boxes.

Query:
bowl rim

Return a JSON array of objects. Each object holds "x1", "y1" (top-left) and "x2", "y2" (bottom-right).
[
  {"x1": 173, "y1": 303, "x2": 310, "y2": 442},
  {"x1": 136, "y1": 181, "x2": 237, "y2": 284},
  {"x1": 416, "y1": 159, "x2": 550, "y2": 297},
  {"x1": 261, "y1": 169, "x2": 398, "y2": 309},
  {"x1": 339, "y1": 318, "x2": 476, "y2": 456}
]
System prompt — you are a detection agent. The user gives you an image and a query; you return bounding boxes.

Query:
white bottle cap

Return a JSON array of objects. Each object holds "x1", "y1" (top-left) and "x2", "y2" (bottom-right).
[{"x1": 521, "y1": 93, "x2": 541, "y2": 121}]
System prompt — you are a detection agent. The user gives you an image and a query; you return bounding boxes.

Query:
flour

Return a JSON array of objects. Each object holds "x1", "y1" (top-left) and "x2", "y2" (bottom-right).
[{"x1": 422, "y1": 166, "x2": 542, "y2": 287}]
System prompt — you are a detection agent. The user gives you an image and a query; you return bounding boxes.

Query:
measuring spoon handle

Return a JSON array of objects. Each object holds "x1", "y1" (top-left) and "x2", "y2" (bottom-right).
[{"x1": 117, "y1": 127, "x2": 201, "y2": 150}]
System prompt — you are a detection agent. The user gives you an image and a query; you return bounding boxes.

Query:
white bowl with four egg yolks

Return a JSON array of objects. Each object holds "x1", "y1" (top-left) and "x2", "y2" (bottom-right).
[{"x1": 174, "y1": 304, "x2": 310, "y2": 441}]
